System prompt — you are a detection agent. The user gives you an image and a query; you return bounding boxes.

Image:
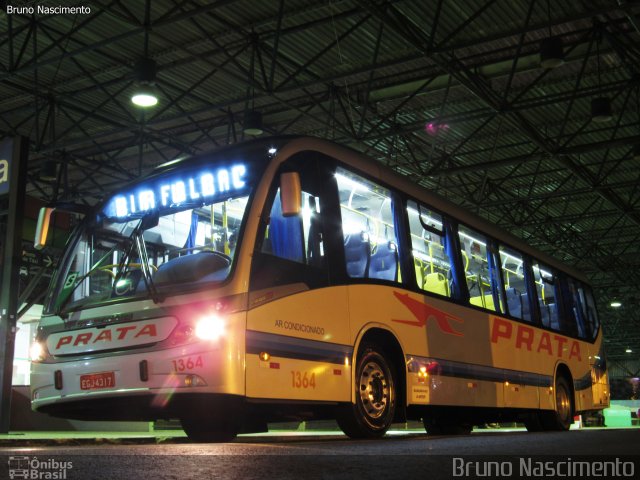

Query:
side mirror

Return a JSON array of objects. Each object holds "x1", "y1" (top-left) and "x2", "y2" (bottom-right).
[
  {"x1": 34, "y1": 207, "x2": 54, "y2": 250},
  {"x1": 280, "y1": 172, "x2": 301, "y2": 217}
]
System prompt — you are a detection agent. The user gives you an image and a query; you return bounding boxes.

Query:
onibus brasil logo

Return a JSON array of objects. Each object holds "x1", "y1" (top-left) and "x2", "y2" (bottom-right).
[{"x1": 8, "y1": 456, "x2": 73, "y2": 479}]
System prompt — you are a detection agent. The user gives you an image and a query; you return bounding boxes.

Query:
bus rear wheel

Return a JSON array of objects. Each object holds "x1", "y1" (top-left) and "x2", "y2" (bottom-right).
[
  {"x1": 337, "y1": 344, "x2": 396, "y2": 439},
  {"x1": 423, "y1": 418, "x2": 473, "y2": 436},
  {"x1": 181, "y1": 415, "x2": 238, "y2": 443},
  {"x1": 542, "y1": 375, "x2": 573, "y2": 431}
]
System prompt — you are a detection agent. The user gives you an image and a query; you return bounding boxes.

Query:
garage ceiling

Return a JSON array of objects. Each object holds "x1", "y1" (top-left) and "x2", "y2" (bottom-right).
[{"x1": 1, "y1": 0, "x2": 639, "y2": 360}]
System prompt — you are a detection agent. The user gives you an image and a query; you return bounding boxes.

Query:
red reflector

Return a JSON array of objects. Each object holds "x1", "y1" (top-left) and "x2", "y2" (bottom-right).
[
  {"x1": 269, "y1": 362, "x2": 280, "y2": 369},
  {"x1": 333, "y1": 369, "x2": 342, "y2": 376}
]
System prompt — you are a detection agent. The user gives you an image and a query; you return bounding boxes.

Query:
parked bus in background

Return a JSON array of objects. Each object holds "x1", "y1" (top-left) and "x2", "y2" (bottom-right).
[{"x1": 31, "y1": 137, "x2": 608, "y2": 441}]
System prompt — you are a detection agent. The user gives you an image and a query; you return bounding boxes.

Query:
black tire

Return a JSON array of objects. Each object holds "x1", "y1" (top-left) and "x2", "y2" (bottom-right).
[
  {"x1": 423, "y1": 418, "x2": 472, "y2": 436},
  {"x1": 540, "y1": 375, "x2": 574, "y2": 431},
  {"x1": 181, "y1": 414, "x2": 238, "y2": 443},
  {"x1": 337, "y1": 344, "x2": 396, "y2": 439},
  {"x1": 524, "y1": 414, "x2": 544, "y2": 432}
]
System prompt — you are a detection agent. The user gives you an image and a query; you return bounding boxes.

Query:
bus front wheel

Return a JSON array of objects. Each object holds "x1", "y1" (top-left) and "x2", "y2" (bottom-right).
[
  {"x1": 337, "y1": 344, "x2": 396, "y2": 439},
  {"x1": 181, "y1": 414, "x2": 238, "y2": 443}
]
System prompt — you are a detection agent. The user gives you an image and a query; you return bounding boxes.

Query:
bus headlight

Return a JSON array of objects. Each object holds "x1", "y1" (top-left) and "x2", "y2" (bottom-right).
[
  {"x1": 30, "y1": 341, "x2": 46, "y2": 362},
  {"x1": 195, "y1": 315, "x2": 225, "y2": 341}
]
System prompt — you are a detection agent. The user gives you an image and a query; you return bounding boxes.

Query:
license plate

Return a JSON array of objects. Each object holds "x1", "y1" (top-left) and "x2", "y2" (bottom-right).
[{"x1": 80, "y1": 371, "x2": 115, "y2": 390}]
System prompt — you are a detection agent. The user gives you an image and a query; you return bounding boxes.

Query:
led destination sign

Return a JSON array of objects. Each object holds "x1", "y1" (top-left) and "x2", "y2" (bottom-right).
[{"x1": 104, "y1": 163, "x2": 248, "y2": 219}]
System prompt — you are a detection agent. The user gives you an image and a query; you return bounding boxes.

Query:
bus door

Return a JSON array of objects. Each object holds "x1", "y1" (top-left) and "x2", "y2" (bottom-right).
[{"x1": 246, "y1": 154, "x2": 351, "y2": 401}]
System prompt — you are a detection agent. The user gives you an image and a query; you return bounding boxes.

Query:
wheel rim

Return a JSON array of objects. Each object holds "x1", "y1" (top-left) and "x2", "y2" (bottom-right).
[
  {"x1": 358, "y1": 359, "x2": 391, "y2": 420},
  {"x1": 556, "y1": 382, "x2": 571, "y2": 423}
]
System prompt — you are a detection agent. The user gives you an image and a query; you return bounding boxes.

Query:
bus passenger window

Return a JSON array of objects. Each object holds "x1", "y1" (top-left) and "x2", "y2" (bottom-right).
[
  {"x1": 262, "y1": 189, "x2": 325, "y2": 268},
  {"x1": 532, "y1": 262, "x2": 561, "y2": 330},
  {"x1": 498, "y1": 246, "x2": 530, "y2": 321},
  {"x1": 583, "y1": 285, "x2": 600, "y2": 339},
  {"x1": 566, "y1": 278, "x2": 589, "y2": 339},
  {"x1": 458, "y1": 225, "x2": 504, "y2": 313},
  {"x1": 336, "y1": 168, "x2": 399, "y2": 281},
  {"x1": 407, "y1": 200, "x2": 452, "y2": 297}
]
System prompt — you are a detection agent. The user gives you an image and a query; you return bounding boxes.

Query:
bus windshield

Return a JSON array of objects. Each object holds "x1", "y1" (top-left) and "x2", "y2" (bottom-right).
[{"x1": 46, "y1": 160, "x2": 256, "y2": 315}]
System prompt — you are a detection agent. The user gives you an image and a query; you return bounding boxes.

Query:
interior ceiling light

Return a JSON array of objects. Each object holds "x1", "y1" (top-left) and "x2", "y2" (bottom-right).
[
  {"x1": 131, "y1": 57, "x2": 158, "y2": 108},
  {"x1": 610, "y1": 300, "x2": 622, "y2": 308},
  {"x1": 540, "y1": 37, "x2": 564, "y2": 69},
  {"x1": 243, "y1": 110, "x2": 263, "y2": 136}
]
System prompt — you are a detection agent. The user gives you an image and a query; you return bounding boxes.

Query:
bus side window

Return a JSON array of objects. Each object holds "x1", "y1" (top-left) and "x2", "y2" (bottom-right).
[
  {"x1": 458, "y1": 225, "x2": 504, "y2": 314},
  {"x1": 262, "y1": 190, "x2": 304, "y2": 263},
  {"x1": 565, "y1": 277, "x2": 588, "y2": 339},
  {"x1": 336, "y1": 168, "x2": 400, "y2": 282},
  {"x1": 532, "y1": 262, "x2": 562, "y2": 331},
  {"x1": 261, "y1": 189, "x2": 325, "y2": 268},
  {"x1": 498, "y1": 245, "x2": 530, "y2": 321},
  {"x1": 251, "y1": 158, "x2": 330, "y2": 292},
  {"x1": 407, "y1": 200, "x2": 452, "y2": 297},
  {"x1": 583, "y1": 285, "x2": 600, "y2": 339}
]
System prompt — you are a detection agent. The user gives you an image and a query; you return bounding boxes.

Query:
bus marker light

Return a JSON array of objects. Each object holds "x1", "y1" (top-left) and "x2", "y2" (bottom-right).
[
  {"x1": 269, "y1": 362, "x2": 280, "y2": 370},
  {"x1": 259, "y1": 352, "x2": 270, "y2": 362},
  {"x1": 184, "y1": 375, "x2": 206, "y2": 387},
  {"x1": 333, "y1": 369, "x2": 342, "y2": 376}
]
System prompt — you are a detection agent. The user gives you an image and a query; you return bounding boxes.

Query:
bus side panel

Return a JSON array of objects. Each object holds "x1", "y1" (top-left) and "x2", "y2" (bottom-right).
[
  {"x1": 347, "y1": 285, "x2": 504, "y2": 410},
  {"x1": 348, "y1": 285, "x2": 602, "y2": 414},
  {"x1": 245, "y1": 286, "x2": 351, "y2": 401}
]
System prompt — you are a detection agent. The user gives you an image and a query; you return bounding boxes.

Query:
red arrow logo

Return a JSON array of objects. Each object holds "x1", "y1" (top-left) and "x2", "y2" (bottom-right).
[{"x1": 392, "y1": 291, "x2": 464, "y2": 336}]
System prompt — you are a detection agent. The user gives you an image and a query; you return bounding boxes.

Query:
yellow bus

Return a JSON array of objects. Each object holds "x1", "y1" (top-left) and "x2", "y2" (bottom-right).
[{"x1": 31, "y1": 137, "x2": 608, "y2": 441}]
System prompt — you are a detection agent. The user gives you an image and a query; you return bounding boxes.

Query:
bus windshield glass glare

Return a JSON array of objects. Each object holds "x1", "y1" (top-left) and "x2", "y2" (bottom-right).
[{"x1": 45, "y1": 160, "x2": 256, "y2": 315}]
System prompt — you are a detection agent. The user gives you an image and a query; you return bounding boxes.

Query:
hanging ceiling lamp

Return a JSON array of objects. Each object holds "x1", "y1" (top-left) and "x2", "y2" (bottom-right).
[
  {"x1": 131, "y1": 57, "x2": 158, "y2": 107},
  {"x1": 540, "y1": 1, "x2": 564, "y2": 69},
  {"x1": 591, "y1": 30, "x2": 612, "y2": 122},
  {"x1": 591, "y1": 97, "x2": 613, "y2": 123},
  {"x1": 243, "y1": 110, "x2": 263, "y2": 136},
  {"x1": 540, "y1": 36, "x2": 564, "y2": 69}
]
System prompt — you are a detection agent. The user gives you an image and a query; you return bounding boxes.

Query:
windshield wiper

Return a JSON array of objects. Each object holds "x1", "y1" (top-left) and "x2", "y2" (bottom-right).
[
  {"x1": 55, "y1": 241, "x2": 125, "y2": 319},
  {"x1": 111, "y1": 213, "x2": 162, "y2": 303},
  {"x1": 56, "y1": 214, "x2": 161, "y2": 317}
]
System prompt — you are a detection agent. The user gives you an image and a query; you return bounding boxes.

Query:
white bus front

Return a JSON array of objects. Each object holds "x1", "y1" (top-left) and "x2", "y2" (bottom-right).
[{"x1": 30, "y1": 148, "x2": 271, "y2": 441}]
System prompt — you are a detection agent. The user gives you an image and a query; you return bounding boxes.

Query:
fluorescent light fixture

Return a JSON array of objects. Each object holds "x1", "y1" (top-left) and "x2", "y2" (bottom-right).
[
  {"x1": 610, "y1": 301, "x2": 622, "y2": 308},
  {"x1": 626, "y1": 348, "x2": 632, "y2": 353}
]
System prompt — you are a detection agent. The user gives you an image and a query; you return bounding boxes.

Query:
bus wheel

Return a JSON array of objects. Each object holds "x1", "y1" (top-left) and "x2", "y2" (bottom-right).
[
  {"x1": 423, "y1": 418, "x2": 472, "y2": 435},
  {"x1": 541, "y1": 375, "x2": 573, "y2": 431},
  {"x1": 181, "y1": 415, "x2": 238, "y2": 443},
  {"x1": 337, "y1": 344, "x2": 396, "y2": 439},
  {"x1": 523, "y1": 414, "x2": 544, "y2": 432}
]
